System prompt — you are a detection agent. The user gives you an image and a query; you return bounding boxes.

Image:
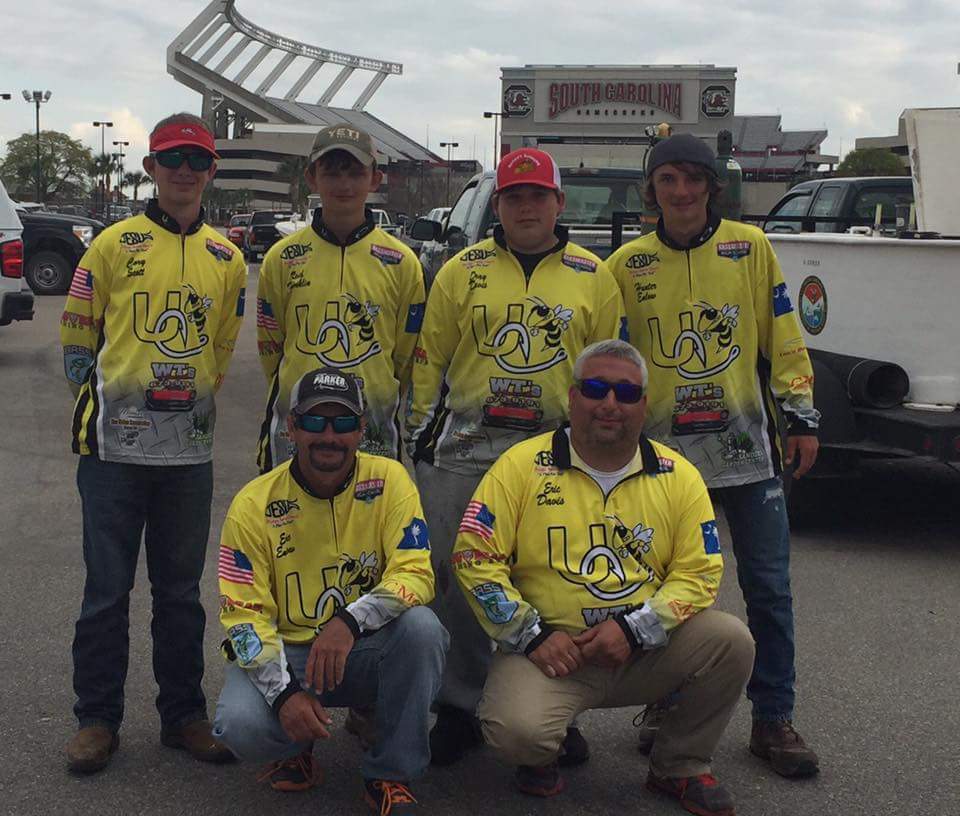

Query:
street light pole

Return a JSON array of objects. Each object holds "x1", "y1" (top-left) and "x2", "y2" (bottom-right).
[
  {"x1": 439, "y1": 141, "x2": 459, "y2": 205},
  {"x1": 483, "y1": 111, "x2": 511, "y2": 169},
  {"x1": 93, "y1": 120, "x2": 113, "y2": 217},
  {"x1": 113, "y1": 140, "x2": 129, "y2": 203},
  {"x1": 22, "y1": 90, "x2": 51, "y2": 204}
]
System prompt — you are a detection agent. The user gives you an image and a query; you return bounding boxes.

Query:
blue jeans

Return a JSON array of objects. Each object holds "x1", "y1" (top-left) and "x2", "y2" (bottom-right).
[
  {"x1": 213, "y1": 606, "x2": 448, "y2": 781},
  {"x1": 72, "y1": 455, "x2": 213, "y2": 731},
  {"x1": 712, "y1": 476, "x2": 795, "y2": 722}
]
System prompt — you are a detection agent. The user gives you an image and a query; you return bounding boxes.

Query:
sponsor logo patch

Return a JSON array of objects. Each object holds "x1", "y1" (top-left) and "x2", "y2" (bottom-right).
[
  {"x1": 561, "y1": 253, "x2": 597, "y2": 274},
  {"x1": 205, "y1": 237, "x2": 234, "y2": 261},
  {"x1": 228, "y1": 623, "x2": 263, "y2": 665},
  {"x1": 355, "y1": 478, "x2": 385, "y2": 502},
  {"x1": 716, "y1": 241, "x2": 751, "y2": 260},
  {"x1": 370, "y1": 244, "x2": 403, "y2": 265},
  {"x1": 470, "y1": 582, "x2": 519, "y2": 624},
  {"x1": 625, "y1": 252, "x2": 659, "y2": 270}
]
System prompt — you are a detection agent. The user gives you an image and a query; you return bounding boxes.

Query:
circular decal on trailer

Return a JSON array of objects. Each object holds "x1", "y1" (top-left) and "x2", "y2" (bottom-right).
[{"x1": 798, "y1": 275, "x2": 827, "y2": 335}]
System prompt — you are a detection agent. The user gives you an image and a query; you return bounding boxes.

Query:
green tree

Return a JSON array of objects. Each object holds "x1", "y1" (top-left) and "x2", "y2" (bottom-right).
[
  {"x1": 0, "y1": 130, "x2": 93, "y2": 201},
  {"x1": 836, "y1": 148, "x2": 907, "y2": 177},
  {"x1": 279, "y1": 154, "x2": 309, "y2": 213},
  {"x1": 123, "y1": 170, "x2": 149, "y2": 201}
]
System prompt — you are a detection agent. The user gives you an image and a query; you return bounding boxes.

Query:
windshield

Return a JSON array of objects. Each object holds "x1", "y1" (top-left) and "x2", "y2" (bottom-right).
[{"x1": 560, "y1": 177, "x2": 644, "y2": 225}]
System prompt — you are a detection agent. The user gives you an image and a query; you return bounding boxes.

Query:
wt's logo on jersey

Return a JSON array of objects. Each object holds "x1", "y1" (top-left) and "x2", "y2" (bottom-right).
[
  {"x1": 646, "y1": 300, "x2": 741, "y2": 380},
  {"x1": 471, "y1": 298, "x2": 574, "y2": 374},
  {"x1": 133, "y1": 285, "x2": 212, "y2": 358},
  {"x1": 294, "y1": 293, "x2": 382, "y2": 369}
]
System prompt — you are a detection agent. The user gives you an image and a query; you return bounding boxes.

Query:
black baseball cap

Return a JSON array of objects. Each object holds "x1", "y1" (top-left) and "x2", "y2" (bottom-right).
[
  {"x1": 647, "y1": 133, "x2": 717, "y2": 176},
  {"x1": 290, "y1": 367, "x2": 364, "y2": 416}
]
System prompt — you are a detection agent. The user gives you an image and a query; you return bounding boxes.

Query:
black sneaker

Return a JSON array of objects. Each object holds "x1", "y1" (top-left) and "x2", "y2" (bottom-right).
[
  {"x1": 515, "y1": 762, "x2": 565, "y2": 797},
  {"x1": 646, "y1": 770, "x2": 736, "y2": 816},
  {"x1": 558, "y1": 726, "x2": 590, "y2": 767},
  {"x1": 749, "y1": 720, "x2": 820, "y2": 778},
  {"x1": 363, "y1": 779, "x2": 418, "y2": 814},
  {"x1": 633, "y1": 699, "x2": 675, "y2": 755},
  {"x1": 428, "y1": 705, "x2": 482, "y2": 766},
  {"x1": 257, "y1": 747, "x2": 322, "y2": 792}
]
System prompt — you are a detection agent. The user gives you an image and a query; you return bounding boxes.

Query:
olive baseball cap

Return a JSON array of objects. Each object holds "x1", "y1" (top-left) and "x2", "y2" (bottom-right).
[{"x1": 308, "y1": 125, "x2": 377, "y2": 167}]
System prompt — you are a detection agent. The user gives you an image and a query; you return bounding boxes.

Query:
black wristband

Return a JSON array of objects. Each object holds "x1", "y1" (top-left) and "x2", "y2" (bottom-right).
[
  {"x1": 523, "y1": 623, "x2": 556, "y2": 656},
  {"x1": 333, "y1": 607, "x2": 362, "y2": 639},
  {"x1": 271, "y1": 677, "x2": 301, "y2": 715},
  {"x1": 613, "y1": 610, "x2": 642, "y2": 651}
]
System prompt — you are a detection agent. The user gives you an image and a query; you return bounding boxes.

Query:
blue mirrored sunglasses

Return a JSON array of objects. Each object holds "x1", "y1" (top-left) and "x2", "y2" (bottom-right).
[
  {"x1": 295, "y1": 414, "x2": 360, "y2": 434},
  {"x1": 576, "y1": 378, "x2": 644, "y2": 404}
]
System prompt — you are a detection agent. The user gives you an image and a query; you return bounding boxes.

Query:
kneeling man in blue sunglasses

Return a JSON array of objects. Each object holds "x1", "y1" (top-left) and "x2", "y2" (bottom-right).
[
  {"x1": 214, "y1": 367, "x2": 447, "y2": 815},
  {"x1": 452, "y1": 340, "x2": 753, "y2": 816}
]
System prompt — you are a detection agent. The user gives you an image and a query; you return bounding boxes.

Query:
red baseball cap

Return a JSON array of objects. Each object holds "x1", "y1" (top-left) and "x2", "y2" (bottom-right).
[
  {"x1": 496, "y1": 148, "x2": 561, "y2": 193},
  {"x1": 149, "y1": 121, "x2": 219, "y2": 158}
]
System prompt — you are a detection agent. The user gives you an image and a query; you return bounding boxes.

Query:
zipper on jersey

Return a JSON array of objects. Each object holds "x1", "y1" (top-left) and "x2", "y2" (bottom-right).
[
  {"x1": 339, "y1": 246, "x2": 346, "y2": 289},
  {"x1": 686, "y1": 249, "x2": 693, "y2": 299},
  {"x1": 180, "y1": 234, "x2": 186, "y2": 280}
]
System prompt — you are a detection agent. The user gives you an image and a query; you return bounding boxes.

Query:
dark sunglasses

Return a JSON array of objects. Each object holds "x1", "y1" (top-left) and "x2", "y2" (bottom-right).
[
  {"x1": 295, "y1": 414, "x2": 361, "y2": 434},
  {"x1": 576, "y1": 378, "x2": 644, "y2": 404},
  {"x1": 153, "y1": 150, "x2": 215, "y2": 171}
]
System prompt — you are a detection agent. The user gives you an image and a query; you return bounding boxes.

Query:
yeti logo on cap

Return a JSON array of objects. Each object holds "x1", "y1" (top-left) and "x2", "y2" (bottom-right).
[
  {"x1": 331, "y1": 127, "x2": 360, "y2": 141},
  {"x1": 314, "y1": 372, "x2": 348, "y2": 390}
]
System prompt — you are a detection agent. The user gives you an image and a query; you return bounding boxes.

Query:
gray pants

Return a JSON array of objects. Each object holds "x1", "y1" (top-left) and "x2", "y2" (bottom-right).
[
  {"x1": 416, "y1": 461, "x2": 489, "y2": 713},
  {"x1": 212, "y1": 607, "x2": 449, "y2": 781}
]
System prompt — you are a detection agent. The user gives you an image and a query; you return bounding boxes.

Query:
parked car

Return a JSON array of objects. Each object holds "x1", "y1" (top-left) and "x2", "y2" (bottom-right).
[
  {"x1": 15, "y1": 203, "x2": 105, "y2": 295},
  {"x1": 0, "y1": 182, "x2": 33, "y2": 327},
  {"x1": 105, "y1": 204, "x2": 134, "y2": 224},
  {"x1": 370, "y1": 208, "x2": 400, "y2": 236},
  {"x1": 227, "y1": 213, "x2": 251, "y2": 248},
  {"x1": 410, "y1": 167, "x2": 646, "y2": 288},
  {"x1": 763, "y1": 176, "x2": 914, "y2": 234},
  {"x1": 245, "y1": 210, "x2": 293, "y2": 260}
]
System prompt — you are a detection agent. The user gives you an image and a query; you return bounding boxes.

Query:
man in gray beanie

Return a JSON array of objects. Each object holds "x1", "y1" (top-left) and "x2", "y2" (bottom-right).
[{"x1": 607, "y1": 133, "x2": 821, "y2": 779}]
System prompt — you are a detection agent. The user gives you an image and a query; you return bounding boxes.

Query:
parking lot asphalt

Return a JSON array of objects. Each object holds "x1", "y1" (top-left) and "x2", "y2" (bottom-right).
[{"x1": 1, "y1": 277, "x2": 958, "y2": 816}]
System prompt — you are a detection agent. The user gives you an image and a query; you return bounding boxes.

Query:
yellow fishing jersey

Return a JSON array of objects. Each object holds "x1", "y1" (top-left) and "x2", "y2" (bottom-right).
[
  {"x1": 60, "y1": 201, "x2": 246, "y2": 464},
  {"x1": 407, "y1": 226, "x2": 627, "y2": 475},
  {"x1": 256, "y1": 210, "x2": 425, "y2": 470},
  {"x1": 218, "y1": 452, "x2": 435, "y2": 705},
  {"x1": 608, "y1": 215, "x2": 819, "y2": 488},
  {"x1": 452, "y1": 427, "x2": 722, "y2": 655}
]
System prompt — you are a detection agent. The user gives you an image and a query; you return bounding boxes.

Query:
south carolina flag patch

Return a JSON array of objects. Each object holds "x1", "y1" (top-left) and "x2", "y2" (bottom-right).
[{"x1": 701, "y1": 521, "x2": 721, "y2": 555}]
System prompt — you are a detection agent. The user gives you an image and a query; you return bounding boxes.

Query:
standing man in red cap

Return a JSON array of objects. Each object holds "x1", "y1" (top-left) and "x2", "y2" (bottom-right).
[
  {"x1": 61, "y1": 113, "x2": 246, "y2": 773},
  {"x1": 407, "y1": 147, "x2": 627, "y2": 765}
]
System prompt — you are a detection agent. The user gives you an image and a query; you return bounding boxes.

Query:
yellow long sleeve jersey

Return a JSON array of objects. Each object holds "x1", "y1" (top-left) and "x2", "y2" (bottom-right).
[
  {"x1": 60, "y1": 201, "x2": 246, "y2": 464},
  {"x1": 256, "y1": 210, "x2": 425, "y2": 470},
  {"x1": 218, "y1": 452, "x2": 435, "y2": 706},
  {"x1": 608, "y1": 214, "x2": 819, "y2": 488},
  {"x1": 452, "y1": 427, "x2": 722, "y2": 655},
  {"x1": 407, "y1": 226, "x2": 627, "y2": 475}
]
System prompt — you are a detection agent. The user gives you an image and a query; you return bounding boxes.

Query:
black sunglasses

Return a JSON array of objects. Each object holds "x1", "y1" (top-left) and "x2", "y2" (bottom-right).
[
  {"x1": 153, "y1": 150, "x2": 215, "y2": 171},
  {"x1": 295, "y1": 414, "x2": 360, "y2": 434},
  {"x1": 576, "y1": 378, "x2": 644, "y2": 404}
]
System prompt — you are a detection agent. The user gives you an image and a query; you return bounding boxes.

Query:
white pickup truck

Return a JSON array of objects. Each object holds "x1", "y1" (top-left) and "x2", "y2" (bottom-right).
[
  {"x1": 275, "y1": 203, "x2": 399, "y2": 239},
  {"x1": 771, "y1": 108, "x2": 960, "y2": 481}
]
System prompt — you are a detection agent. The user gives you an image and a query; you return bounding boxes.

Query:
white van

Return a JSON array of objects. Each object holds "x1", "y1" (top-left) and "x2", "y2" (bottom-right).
[{"x1": 0, "y1": 180, "x2": 33, "y2": 327}]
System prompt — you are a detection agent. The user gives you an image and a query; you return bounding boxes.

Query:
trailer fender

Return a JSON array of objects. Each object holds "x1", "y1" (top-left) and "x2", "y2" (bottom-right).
[{"x1": 811, "y1": 357, "x2": 859, "y2": 444}]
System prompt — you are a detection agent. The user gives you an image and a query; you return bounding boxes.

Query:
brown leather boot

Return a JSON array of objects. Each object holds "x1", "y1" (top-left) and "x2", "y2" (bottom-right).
[
  {"x1": 161, "y1": 719, "x2": 234, "y2": 763},
  {"x1": 67, "y1": 726, "x2": 119, "y2": 773},
  {"x1": 750, "y1": 720, "x2": 820, "y2": 778}
]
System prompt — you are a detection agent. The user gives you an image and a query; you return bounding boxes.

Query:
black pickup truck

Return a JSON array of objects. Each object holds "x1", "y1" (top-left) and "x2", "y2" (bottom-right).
[{"x1": 17, "y1": 207, "x2": 105, "y2": 295}]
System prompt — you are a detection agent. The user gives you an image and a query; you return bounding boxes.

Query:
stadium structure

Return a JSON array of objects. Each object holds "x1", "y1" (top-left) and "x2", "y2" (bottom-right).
[{"x1": 167, "y1": 0, "x2": 443, "y2": 209}]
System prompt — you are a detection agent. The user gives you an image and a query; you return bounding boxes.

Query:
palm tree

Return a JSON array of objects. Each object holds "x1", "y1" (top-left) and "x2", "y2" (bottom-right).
[
  {"x1": 123, "y1": 171, "x2": 149, "y2": 202},
  {"x1": 88, "y1": 153, "x2": 119, "y2": 214}
]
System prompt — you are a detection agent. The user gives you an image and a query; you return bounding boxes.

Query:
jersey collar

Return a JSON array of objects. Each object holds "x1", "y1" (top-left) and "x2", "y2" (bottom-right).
[
  {"x1": 493, "y1": 223, "x2": 569, "y2": 254},
  {"x1": 655, "y1": 209, "x2": 721, "y2": 251},
  {"x1": 550, "y1": 422, "x2": 661, "y2": 476},
  {"x1": 311, "y1": 208, "x2": 376, "y2": 247},
  {"x1": 145, "y1": 198, "x2": 205, "y2": 235},
  {"x1": 289, "y1": 455, "x2": 356, "y2": 499}
]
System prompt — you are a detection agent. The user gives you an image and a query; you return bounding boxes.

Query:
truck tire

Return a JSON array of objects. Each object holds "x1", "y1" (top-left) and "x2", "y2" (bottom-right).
[{"x1": 26, "y1": 250, "x2": 73, "y2": 295}]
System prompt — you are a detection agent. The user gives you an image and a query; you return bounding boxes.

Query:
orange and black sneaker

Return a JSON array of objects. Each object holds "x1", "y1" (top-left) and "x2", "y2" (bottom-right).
[
  {"x1": 646, "y1": 770, "x2": 736, "y2": 816},
  {"x1": 363, "y1": 779, "x2": 418, "y2": 815},
  {"x1": 257, "y1": 747, "x2": 323, "y2": 792}
]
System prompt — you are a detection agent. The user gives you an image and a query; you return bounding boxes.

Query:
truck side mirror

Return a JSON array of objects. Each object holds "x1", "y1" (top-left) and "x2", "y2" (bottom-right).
[{"x1": 410, "y1": 218, "x2": 441, "y2": 242}]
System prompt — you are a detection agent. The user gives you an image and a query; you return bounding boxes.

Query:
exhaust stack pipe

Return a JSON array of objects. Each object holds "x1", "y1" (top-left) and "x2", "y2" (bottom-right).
[{"x1": 811, "y1": 351, "x2": 909, "y2": 409}]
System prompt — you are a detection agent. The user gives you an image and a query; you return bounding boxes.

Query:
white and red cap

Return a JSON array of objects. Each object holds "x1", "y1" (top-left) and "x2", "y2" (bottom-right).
[
  {"x1": 149, "y1": 122, "x2": 219, "y2": 158},
  {"x1": 495, "y1": 148, "x2": 561, "y2": 193}
]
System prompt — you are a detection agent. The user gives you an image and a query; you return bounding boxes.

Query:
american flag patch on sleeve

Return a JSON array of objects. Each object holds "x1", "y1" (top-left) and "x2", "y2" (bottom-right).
[
  {"x1": 256, "y1": 298, "x2": 279, "y2": 331},
  {"x1": 218, "y1": 546, "x2": 255, "y2": 585},
  {"x1": 68, "y1": 268, "x2": 94, "y2": 301},
  {"x1": 458, "y1": 501, "x2": 496, "y2": 541}
]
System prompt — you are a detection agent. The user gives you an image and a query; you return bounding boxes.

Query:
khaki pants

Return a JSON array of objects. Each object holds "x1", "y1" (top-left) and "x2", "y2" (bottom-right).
[{"x1": 478, "y1": 609, "x2": 754, "y2": 778}]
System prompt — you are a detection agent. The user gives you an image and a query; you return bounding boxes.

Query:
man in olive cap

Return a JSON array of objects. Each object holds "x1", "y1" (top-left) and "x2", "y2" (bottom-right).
[{"x1": 607, "y1": 133, "x2": 821, "y2": 778}]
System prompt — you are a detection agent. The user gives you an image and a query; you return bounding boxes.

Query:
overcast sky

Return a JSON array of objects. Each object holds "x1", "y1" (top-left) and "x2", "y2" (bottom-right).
[{"x1": 2, "y1": 0, "x2": 958, "y2": 174}]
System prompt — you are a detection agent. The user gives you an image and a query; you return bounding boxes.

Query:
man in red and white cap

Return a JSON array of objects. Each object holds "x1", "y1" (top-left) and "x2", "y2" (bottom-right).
[
  {"x1": 62, "y1": 112, "x2": 245, "y2": 773},
  {"x1": 407, "y1": 148, "x2": 627, "y2": 765}
]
